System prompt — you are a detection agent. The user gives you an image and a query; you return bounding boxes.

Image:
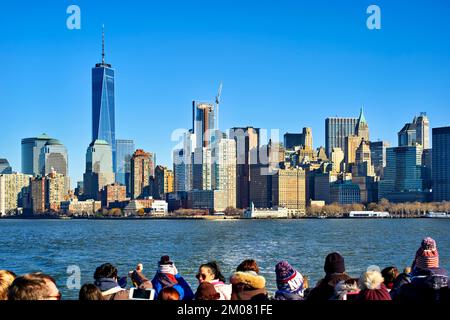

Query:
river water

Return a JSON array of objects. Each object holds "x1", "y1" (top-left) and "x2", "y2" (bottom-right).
[{"x1": 0, "y1": 218, "x2": 448, "y2": 300}]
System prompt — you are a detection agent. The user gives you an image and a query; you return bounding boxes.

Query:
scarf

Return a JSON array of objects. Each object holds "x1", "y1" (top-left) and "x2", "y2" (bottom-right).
[
  {"x1": 94, "y1": 277, "x2": 124, "y2": 296},
  {"x1": 156, "y1": 263, "x2": 178, "y2": 287}
]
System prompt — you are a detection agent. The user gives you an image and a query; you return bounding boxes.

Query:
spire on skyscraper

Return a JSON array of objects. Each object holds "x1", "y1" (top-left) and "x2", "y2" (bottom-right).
[
  {"x1": 102, "y1": 24, "x2": 105, "y2": 65},
  {"x1": 358, "y1": 107, "x2": 367, "y2": 124}
]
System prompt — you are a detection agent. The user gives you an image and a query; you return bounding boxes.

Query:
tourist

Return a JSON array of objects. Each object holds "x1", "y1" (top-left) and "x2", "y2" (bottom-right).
[
  {"x1": 0, "y1": 270, "x2": 16, "y2": 300},
  {"x1": 230, "y1": 259, "x2": 268, "y2": 300},
  {"x1": 195, "y1": 282, "x2": 221, "y2": 300},
  {"x1": 151, "y1": 255, "x2": 194, "y2": 301},
  {"x1": 357, "y1": 269, "x2": 392, "y2": 301},
  {"x1": 129, "y1": 263, "x2": 153, "y2": 289},
  {"x1": 389, "y1": 268, "x2": 411, "y2": 300},
  {"x1": 395, "y1": 237, "x2": 449, "y2": 302},
  {"x1": 332, "y1": 278, "x2": 360, "y2": 300},
  {"x1": 8, "y1": 272, "x2": 60, "y2": 300},
  {"x1": 306, "y1": 252, "x2": 351, "y2": 301},
  {"x1": 196, "y1": 261, "x2": 231, "y2": 300},
  {"x1": 158, "y1": 286, "x2": 180, "y2": 301},
  {"x1": 273, "y1": 261, "x2": 306, "y2": 300},
  {"x1": 93, "y1": 263, "x2": 129, "y2": 300},
  {"x1": 79, "y1": 283, "x2": 104, "y2": 300},
  {"x1": 381, "y1": 266, "x2": 399, "y2": 292}
]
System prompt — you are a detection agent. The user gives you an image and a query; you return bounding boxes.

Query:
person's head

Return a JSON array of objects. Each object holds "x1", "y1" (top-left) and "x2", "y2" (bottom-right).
[
  {"x1": 359, "y1": 270, "x2": 384, "y2": 291},
  {"x1": 334, "y1": 278, "x2": 360, "y2": 300},
  {"x1": 195, "y1": 282, "x2": 220, "y2": 300},
  {"x1": 381, "y1": 267, "x2": 399, "y2": 289},
  {"x1": 197, "y1": 262, "x2": 226, "y2": 284},
  {"x1": 236, "y1": 259, "x2": 260, "y2": 274},
  {"x1": 414, "y1": 237, "x2": 439, "y2": 269},
  {"x1": 8, "y1": 273, "x2": 60, "y2": 300},
  {"x1": 324, "y1": 252, "x2": 345, "y2": 275},
  {"x1": 0, "y1": 270, "x2": 16, "y2": 300},
  {"x1": 275, "y1": 261, "x2": 305, "y2": 296},
  {"x1": 136, "y1": 263, "x2": 143, "y2": 272},
  {"x1": 159, "y1": 255, "x2": 173, "y2": 266},
  {"x1": 79, "y1": 283, "x2": 104, "y2": 300},
  {"x1": 158, "y1": 287, "x2": 180, "y2": 300},
  {"x1": 94, "y1": 263, "x2": 118, "y2": 281}
]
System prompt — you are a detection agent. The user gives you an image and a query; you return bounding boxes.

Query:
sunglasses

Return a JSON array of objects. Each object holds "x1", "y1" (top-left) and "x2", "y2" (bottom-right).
[{"x1": 196, "y1": 273, "x2": 207, "y2": 280}]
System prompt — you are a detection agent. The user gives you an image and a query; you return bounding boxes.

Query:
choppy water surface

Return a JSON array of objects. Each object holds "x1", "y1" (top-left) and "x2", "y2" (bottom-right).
[{"x1": 0, "y1": 219, "x2": 448, "y2": 299}]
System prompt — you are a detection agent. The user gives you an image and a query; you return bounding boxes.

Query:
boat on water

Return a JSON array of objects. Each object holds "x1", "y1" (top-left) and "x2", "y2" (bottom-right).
[
  {"x1": 347, "y1": 211, "x2": 390, "y2": 218},
  {"x1": 424, "y1": 212, "x2": 449, "y2": 218}
]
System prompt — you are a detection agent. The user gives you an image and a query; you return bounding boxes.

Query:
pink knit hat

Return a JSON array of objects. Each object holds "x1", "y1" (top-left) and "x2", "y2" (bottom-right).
[{"x1": 414, "y1": 237, "x2": 439, "y2": 269}]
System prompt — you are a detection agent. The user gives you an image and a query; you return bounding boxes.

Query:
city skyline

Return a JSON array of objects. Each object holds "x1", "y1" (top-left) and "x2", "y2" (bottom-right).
[{"x1": 1, "y1": 1, "x2": 450, "y2": 186}]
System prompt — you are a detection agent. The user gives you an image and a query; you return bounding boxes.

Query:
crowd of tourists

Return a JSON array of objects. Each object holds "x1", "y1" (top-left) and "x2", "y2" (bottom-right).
[{"x1": 0, "y1": 237, "x2": 448, "y2": 302}]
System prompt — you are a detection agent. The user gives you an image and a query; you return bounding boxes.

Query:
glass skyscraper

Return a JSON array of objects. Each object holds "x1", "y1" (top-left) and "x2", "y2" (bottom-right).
[
  {"x1": 432, "y1": 127, "x2": 450, "y2": 201},
  {"x1": 115, "y1": 139, "x2": 135, "y2": 196},
  {"x1": 325, "y1": 117, "x2": 358, "y2": 157},
  {"x1": 92, "y1": 27, "x2": 116, "y2": 172},
  {"x1": 21, "y1": 133, "x2": 53, "y2": 176}
]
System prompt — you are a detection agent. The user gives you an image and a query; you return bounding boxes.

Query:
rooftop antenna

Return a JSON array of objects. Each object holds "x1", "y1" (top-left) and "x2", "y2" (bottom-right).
[
  {"x1": 102, "y1": 24, "x2": 105, "y2": 64},
  {"x1": 215, "y1": 82, "x2": 223, "y2": 130}
]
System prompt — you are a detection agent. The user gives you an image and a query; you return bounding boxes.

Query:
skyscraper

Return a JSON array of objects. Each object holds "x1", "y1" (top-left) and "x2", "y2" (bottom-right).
[
  {"x1": 130, "y1": 149, "x2": 153, "y2": 199},
  {"x1": 229, "y1": 127, "x2": 260, "y2": 208},
  {"x1": 325, "y1": 117, "x2": 358, "y2": 157},
  {"x1": 154, "y1": 165, "x2": 174, "y2": 200},
  {"x1": 39, "y1": 139, "x2": 69, "y2": 177},
  {"x1": 212, "y1": 138, "x2": 237, "y2": 209},
  {"x1": 0, "y1": 159, "x2": 12, "y2": 174},
  {"x1": 370, "y1": 141, "x2": 390, "y2": 177},
  {"x1": 115, "y1": 139, "x2": 135, "y2": 195},
  {"x1": 432, "y1": 127, "x2": 450, "y2": 201},
  {"x1": 83, "y1": 140, "x2": 115, "y2": 200},
  {"x1": 21, "y1": 133, "x2": 52, "y2": 176},
  {"x1": 193, "y1": 101, "x2": 216, "y2": 148},
  {"x1": 398, "y1": 113, "x2": 430, "y2": 148},
  {"x1": 92, "y1": 26, "x2": 116, "y2": 171},
  {"x1": 0, "y1": 173, "x2": 31, "y2": 216}
]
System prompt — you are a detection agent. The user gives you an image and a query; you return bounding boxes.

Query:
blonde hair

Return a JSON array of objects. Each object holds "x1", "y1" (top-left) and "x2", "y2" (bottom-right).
[
  {"x1": 359, "y1": 270, "x2": 384, "y2": 290},
  {"x1": 0, "y1": 270, "x2": 16, "y2": 300}
]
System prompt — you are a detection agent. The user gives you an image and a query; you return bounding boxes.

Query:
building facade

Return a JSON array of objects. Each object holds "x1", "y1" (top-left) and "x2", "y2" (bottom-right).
[
  {"x1": 21, "y1": 133, "x2": 53, "y2": 176},
  {"x1": 0, "y1": 173, "x2": 31, "y2": 216},
  {"x1": 271, "y1": 167, "x2": 306, "y2": 217},
  {"x1": 130, "y1": 149, "x2": 153, "y2": 199},
  {"x1": 432, "y1": 127, "x2": 450, "y2": 201},
  {"x1": 0, "y1": 159, "x2": 12, "y2": 174},
  {"x1": 325, "y1": 117, "x2": 358, "y2": 157},
  {"x1": 115, "y1": 139, "x2": 135, "y2": 195}
]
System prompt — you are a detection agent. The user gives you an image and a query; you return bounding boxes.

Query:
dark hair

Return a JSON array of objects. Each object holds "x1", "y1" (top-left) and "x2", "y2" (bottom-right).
[
  {"x1": 79, "y1": 283, "x2": 104, "y2": 300},
  {"x1": 8, "y1": 273, "x2": 56, "y2": 300},
  {"x1": 236, "y1": 259, "x2": 260, "y2": 274},
  {"x1": 381, "y1": 266, "x2": 399, "y2": 284},
  {"x1": 158, "y1": 287, "x2": 180, "y2": 300},
  {"x1": 200, "y1": 261, "x2": 226, "y2": 283},
  {"x1": 94, "y1": 263, "x2": 118, "y2": 280},
  {"x1": 195, "y1": 282, "x2": 220, "y2": 300}
]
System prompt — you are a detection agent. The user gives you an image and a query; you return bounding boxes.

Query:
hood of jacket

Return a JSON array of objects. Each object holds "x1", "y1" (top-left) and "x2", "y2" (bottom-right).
[
  {"x1": 230, "y1": 271, "x2": 266, "y2": 289},
  {"x1": 411, "y1": 267, "x2": 449, "y2": 290}
]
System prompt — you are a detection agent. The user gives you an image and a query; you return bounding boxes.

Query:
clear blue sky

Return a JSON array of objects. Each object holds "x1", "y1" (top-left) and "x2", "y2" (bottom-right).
[{"x1": 1, "y1": 0, "x2": 449, "y2": 186}]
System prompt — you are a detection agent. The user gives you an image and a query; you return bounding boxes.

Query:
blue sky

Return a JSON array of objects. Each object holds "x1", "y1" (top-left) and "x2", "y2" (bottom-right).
[{"x1": 1, "y1": 0, "x2": 449, "y2": 185}]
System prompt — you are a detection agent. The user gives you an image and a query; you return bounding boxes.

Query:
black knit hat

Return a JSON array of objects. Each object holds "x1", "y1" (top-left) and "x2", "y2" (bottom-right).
[
  {"x1": 159, "y1": 255, "x2": 173, "y2": 265},
  {"x1": 324, "y1": 252, "x2": 345, "y2": 274}
]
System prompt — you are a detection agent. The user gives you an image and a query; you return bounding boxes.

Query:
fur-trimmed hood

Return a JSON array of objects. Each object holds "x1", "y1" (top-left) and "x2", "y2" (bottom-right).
[{"x1": 230, "y1": 271, "x2": 266, "y2": 289}]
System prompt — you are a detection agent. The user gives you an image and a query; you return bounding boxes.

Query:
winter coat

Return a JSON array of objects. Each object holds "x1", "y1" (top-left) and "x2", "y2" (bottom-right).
[
  {"x1": 94, "y1": 277, "x2": 130, "y2": 300},
  {"x1": 396, "y1": 267, "x2": 449, "y2": 302},
  {"x1": 307, "y1": 273, "x2": 352, "y2": 301},
  {"x1": 151, "y1": 273, "x2": 194, "y2": 301},
  {"x1": 389, "y1": 272, "x2": 411, "y2": 300},
  {"x1": 273, "y1": 291, "x2": 304, "y2": 300},
  {"x1": 357, "y1": 283, "x2": 392, "y2": 301},
  {"x1": 230, "y1": 271, "x2": 269, "y2": 301}
]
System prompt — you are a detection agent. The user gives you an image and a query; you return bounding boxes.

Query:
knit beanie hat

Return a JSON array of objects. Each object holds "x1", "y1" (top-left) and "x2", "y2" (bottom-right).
[
  {"x1": 275, "y1": 261, "x2": 305, "y2": 295},
  {"x1": 324, "y1": 252, "x2": 345, "y2": 274},
  {"x1": 414, "y1": 237, "x2": 439, "y2": 269}
]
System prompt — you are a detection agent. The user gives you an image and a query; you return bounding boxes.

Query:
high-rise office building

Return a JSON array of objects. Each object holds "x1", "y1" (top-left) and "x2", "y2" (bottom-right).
[
  {"x1": 0, "y1": 159, "x2": 12, "y2": 174},
  {"x1": 370, "y1": 141, "x2": 390, "y2": 177},
  {"x1": 39, "y1": 139, "x2": 69, "y2": 177},
  {"x1": 115, "y1": 139, "x2": 135, "y2": 195},
  {"x1": 432, "y1": 127, "x2": 450, "y2": 201},
  {"x1": 229, "y1": 127, "x2": 260, "y2": 209},
  {"x1": 330, "y1": 180, "x2": 361, "y2": 205},
  {"x1": 83, "y1": 140, "x2": 115, "y2": 200},
  {"x1": 302, "y1": 127, "x2": 313, "y2": 150},
  {"x1": 193, "y1": 101, "x2": 216, "y2": 148},
  {"x1": 398, "y1": 113, "x2": 430, "y2": 148},
  {"x1": 21, "y1": 133, "x2": 53, "y2": 176},
  {"x1": 354, "y1": 140, "x2": 375, "y2": 177},
  {"x1": 212, "y1": 138, "x2": 237, "y2": 209},
  {"x1": 154, "y1": 165, "x2": 174, "y2": 200},
  {"x1": 325, "y1": 117, "x2": 358, "y2": 157},
  {"x1": 0, "y1": 173, "x2": 31, "y2": 216},
  {"x1": 271, "y1": 167, "x2": 306, "y2": 217},
  {"x1": 173, "y1": 148, "x2": 186, "y2": 193},
  {"x1": 283, "y1": 133, "x2": 303, "y2": 150},
  {"x1": 130, "y1": 149, "x2": 153, "y2": 199},
  {"x1": 330, "y1": 147, "x2": 344, "y2": 173},
  {"x1": 92, "y1": 27, "x2": 116, "y2": 171},
  {"x1": 378, "y1": 145, "x2": 425, "y2": 202}
]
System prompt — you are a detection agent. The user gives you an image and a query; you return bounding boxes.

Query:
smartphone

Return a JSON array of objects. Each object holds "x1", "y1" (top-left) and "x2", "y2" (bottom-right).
[{"x1": 129, "y1": 288, "x2": 155, "y2": 300}]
